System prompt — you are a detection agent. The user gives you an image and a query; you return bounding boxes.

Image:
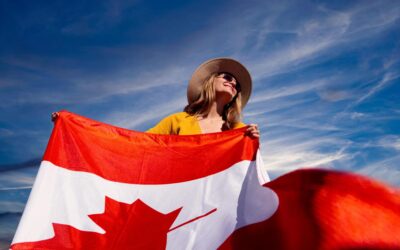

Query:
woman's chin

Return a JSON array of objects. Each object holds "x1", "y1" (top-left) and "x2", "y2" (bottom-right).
[{"x1": 215, "y1": 92, "x2": 234, "y2": 104}]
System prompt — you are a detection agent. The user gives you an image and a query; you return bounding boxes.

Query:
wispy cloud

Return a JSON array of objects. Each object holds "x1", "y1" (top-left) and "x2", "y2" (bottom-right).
[
  {"x1": 354, "y1": 72, "x2": 400, "y2": 105},
  {"x1": 1, "y1": 0, "x2": 398, "y2": 109},
  {"x1": 104, "y1": 96, "x2": 187, "y2": 130},
  {"x1": 0, "y1": 201, "x2": 26, "y2": 213},
  {"x1": 245, "y1": 96, "x2": 316, "y2": 117},
  {"x1": 0, "y1": 159, "x2": 40, "y2": 173},
  {"x1": 76, "y1": 1, "x2": 139, "y2": 33},
  {"x1": 0, "y1": 168, "x2": 38, "y2": 189},
  {"x1": 261, "y1": 137, "x2": 350, "y2": 171},
  {"x1": 357, "y1": 154, "x2": 400, "y2": 186},
  {"x1": 244, "y1": 2, "x2": 399, "y2": 80},
  {"x1": 376, "y1": 135, "x2": 400, "y2": 151},
  {"x1": 0, "y1": 56, "x2": 189, "y2": 107},
  {"x1": 250, "y1": 76, "x2": 340, "y2": 104}
]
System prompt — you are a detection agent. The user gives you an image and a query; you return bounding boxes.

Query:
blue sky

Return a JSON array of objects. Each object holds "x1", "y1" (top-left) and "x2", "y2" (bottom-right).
[{"x1": 0, "y1": 0, "x2": 399, "y2": 246}]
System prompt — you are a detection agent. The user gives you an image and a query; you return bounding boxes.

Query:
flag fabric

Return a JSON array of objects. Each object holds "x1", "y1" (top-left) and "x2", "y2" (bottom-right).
[
  {"x1": 11, "y1": 111, "x2": 400, "y2": 250},
  {"x1": 220, "y1": 169, "x2": 400, "y2": 250},
  {"x1": 11, "y1": 110, "x2": 276, "y2": 249}
]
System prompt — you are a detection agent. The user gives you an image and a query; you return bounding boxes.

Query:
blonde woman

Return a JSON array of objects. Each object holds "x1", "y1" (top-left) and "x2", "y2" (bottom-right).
[{"x1": 147, "y1": 58, "x2": 259, "y2": 138}]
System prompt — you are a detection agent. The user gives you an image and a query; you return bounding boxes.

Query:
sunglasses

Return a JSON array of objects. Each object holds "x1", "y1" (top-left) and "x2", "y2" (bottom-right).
[{"x1": 217, "y1": 73, "x2": 241, "y2": 92}]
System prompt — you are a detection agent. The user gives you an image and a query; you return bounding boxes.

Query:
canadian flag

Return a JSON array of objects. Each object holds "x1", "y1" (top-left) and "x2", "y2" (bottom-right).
[
  {"x1": 11, "y1": 111, "x2": 400, "y2": 249},
  {"x1": 11, "y1": 111, "x2": 276, "y2": 249}
]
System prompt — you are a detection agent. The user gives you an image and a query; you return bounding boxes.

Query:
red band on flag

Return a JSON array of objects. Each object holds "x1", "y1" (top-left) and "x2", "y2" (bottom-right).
[{"x1": 43, "y1": 111, "x2": 258, "y2": 184}]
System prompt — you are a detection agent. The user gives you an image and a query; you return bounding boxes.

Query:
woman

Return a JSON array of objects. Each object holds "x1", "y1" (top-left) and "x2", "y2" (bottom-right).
[
  {"x1": 147, "y1": 58, "x2": 259, "y2": 138},
  {"x1": 51, "y1": 58, "x2": 259, "y2": 137}
]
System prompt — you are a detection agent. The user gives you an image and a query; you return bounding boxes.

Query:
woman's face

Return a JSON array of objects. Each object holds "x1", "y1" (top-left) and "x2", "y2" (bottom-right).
[{"x1": 214, "y1": 73, "x2": 239, "y2": 103}]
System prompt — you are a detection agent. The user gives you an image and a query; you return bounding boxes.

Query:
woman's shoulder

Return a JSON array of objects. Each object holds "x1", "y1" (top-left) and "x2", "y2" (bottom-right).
[
  {"x1": 170, "y1": 111, "x2": 192, "y2": 118},
  {"x1": 146, "y1": 112, "x2": 197, "y2": 135},
  {"x1": 164, "y1": 112, "x2": 195, "y2": 121}
]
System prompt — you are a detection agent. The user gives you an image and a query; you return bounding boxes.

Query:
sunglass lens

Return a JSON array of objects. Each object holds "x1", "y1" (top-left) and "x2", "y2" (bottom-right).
[
  {"x1": 220, "y1": 73, "x2": 234, "y2": 82},
  {"x1": 236, "y1": 83, "x2": 241, "y2": 92},
  {"x1": 224, "y1": 74, "x2": 233, "y2": 82}
]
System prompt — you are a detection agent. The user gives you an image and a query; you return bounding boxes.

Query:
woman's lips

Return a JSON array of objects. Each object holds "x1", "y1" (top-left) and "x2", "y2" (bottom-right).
[{"x1": 223, "y1": 83, "x2": 235, "y2": 92}]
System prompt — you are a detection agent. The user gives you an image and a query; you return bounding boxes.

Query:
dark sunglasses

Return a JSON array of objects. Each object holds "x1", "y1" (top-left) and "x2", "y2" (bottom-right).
[{"x1": 217, "y1": 73, "x2": 241, "y2": 92}]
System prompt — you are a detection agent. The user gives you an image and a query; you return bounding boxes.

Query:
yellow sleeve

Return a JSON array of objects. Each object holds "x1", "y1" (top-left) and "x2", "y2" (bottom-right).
[{"x1": 146, "y1": 114, "x2": 176, "y2": 135}]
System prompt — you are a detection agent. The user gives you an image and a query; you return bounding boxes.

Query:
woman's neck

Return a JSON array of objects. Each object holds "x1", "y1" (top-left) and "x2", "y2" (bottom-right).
[{"x1": 206, "y1": 101, "x2": 225, "y2": 120}]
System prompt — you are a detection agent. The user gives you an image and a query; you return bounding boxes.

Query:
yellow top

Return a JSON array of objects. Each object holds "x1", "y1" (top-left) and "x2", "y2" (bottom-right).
[{"x1": 146, "y1": 112, "x2": 246, "y2": 135}]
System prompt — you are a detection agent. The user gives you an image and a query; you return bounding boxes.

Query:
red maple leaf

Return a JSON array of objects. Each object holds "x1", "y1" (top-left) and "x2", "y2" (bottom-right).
[{"x1": 11, "y1": 197, "x2": 182, "y2": 250}]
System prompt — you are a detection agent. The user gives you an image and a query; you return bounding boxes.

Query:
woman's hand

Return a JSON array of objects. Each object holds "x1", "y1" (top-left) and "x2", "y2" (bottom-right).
[
  {"x1": 51, "y1": 112, "x2": 59, "y2": 122},
  {"x1": 246, "y1": 124, "x2": 260, "y2": 138}
]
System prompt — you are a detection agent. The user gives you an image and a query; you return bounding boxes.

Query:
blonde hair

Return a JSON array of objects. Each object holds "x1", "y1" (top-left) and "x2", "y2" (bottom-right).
[{"x1": 184, "y1": 73, "x2": 242, "y2": 129}]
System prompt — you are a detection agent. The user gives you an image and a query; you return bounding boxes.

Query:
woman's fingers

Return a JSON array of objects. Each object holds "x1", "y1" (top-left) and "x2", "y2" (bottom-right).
[
  {"x1": 51, "y1": 112, "x2": 59, "y2": 122},
  {"x1": 246, "y1": 124, "x2": 260, "y2": 138}
]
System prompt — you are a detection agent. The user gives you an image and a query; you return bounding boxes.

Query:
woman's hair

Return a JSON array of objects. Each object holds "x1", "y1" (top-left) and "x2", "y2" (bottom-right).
[{"x1": 184, "y1": 73, "x2": 242, "y2": 129}]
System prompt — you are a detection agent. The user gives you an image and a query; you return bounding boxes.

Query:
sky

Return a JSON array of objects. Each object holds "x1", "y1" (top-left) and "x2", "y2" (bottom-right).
[{"x1": 0, "y1": 0, "x2": 399, "y2": 247}]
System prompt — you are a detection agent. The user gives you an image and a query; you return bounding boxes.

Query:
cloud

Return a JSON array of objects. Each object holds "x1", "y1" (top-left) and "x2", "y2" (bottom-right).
[
  {"x1": 261, "y1": 139, "x2": 349, "y2": 173},
  {"x1": 0, "y1": 201, "x2": 26, "y2": 213},
  {"x1": 250, "y1": 75, "x2": 345, "y2": 104},
  {"x1": 350, "y1": 112, "x2": 366, "y2": 120},
  {"x1": 103, "y1": 96, "x2": 187, "y2": 130},
  {"x1": 60, "y1": 0, "x2": 138, "y2": 35},
  {"x1": 0, "y1": 55, "x2": 189, "y2": 107},
  {"x1": 258, "y1": 119, "x2": 351, "y2": 170},
  {"x1": 2, "y1": 0, "x2": 398, "y2": 109},
  {"x1": 357, "y1": 154, "x2": 400, "y2": 186},
  {"x1": 243, "y1": 1, "x2": 400, "y2": 80},
  {"x1": 0, "y1": 167, "x2": 38, "y2": 189},
  {"x1": 354, "y1": 72, "x2": 400, "y2": 105},
  {"x1": 245, "y1": 96, "x2": 316, "y2": 117},
  {"x1": 377, "y1": 135, "x2": 400, "y2": 151},
  {"x1": 0, "y1": 128, "x2": 14, "y2": 137},
  {"x1": 316, "y1": 88, "x2": 351, "y2": 102},
  {"x1": 0, "y1": 159, "x2": 40, "y2": 172},
  {"x1": 344, "y1": 2, "x2": 400, "y2": 36}
]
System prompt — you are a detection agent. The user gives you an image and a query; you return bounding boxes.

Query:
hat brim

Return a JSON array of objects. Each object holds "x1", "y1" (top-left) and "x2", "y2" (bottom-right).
[{"x1": 187, "y1": 58, "x2": 252, "y2": 108}]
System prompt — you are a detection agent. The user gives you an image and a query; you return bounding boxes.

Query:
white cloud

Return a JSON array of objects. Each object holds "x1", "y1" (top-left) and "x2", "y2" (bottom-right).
[
  {"x1": 354, "y1": 72, "x2": 400, "y2": 105},
  {"x1": 377, "y1": 135, "x2": 400, "y2": 151},
  {"x1": 357, "y1": 155, "x2": 400, "y2": 187},
  {"x1": 250, "y1": 79, "x2": 324, "y2": 103},
  {"x1": 0, "y1": 201, "x2": 26, "y2": 213},
  {"x1": 350, "y1": 112, "x2": 366, "y2": 120},
  {"x1": 0, "y1": 169, "x2": 37, "y2": 189},
  {"x1": 103, "y1": 96, "x2": 187, "y2": 130},
  {"x1": 244, "y1": 2, "x2": 399, "y2": 80},
  {"x1": 261, "y1": 141, "x2": 349, "y2": 171},
  {"x1": 258, "y1": 122, "x2": 351, "y2": 171},
  {"x1": 245, "y1": 96, "x2": 316, "y2": 117}
]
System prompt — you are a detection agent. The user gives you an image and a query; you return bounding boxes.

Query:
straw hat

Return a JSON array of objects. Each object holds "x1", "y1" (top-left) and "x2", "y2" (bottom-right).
[{"x1": 187, "y1": 58, "x2": 252, "y2": 107}]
